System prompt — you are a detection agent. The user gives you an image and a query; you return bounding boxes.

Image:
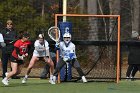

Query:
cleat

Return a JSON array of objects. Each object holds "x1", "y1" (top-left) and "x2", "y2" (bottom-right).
[
  {"x1": 5, "y1": 72, "x2": 9, "y2": 77},
  {"x1": 51, "y1": 76, "x2": 56, "y2": 84},
  {"x1": 5, "y1": 72, "x2": 10, "y2": 83},
  {"x1": 49, "y1": 79, "x2": 55, "y2": 84},
  {"x1": 49, "y1": 75, "x2": 55, "y2": 84},
  {"x1": 22, "y1": 77, "x2": 28, "y2": 84},
  {"x1": 2, "y1": 78, "x2": 9, "y2": 86},
  {"x1": 82, "y1": 76, "x2": 87, "y2": 83},
  {"x1": 126, "y1": 77, "x2": 131, "y2": 81}
]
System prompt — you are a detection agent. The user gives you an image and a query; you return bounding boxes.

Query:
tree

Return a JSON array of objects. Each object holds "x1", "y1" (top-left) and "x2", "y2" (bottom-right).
[
  {"x1": 131, "y1": 0, "x2": 139, "y2": 32},
  {"x1": 0, "y1": 0, "x2": 50, "y2": 39}
]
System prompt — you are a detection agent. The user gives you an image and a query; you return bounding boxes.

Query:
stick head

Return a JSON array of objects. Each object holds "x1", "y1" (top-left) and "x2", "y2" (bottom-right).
[{"x1": 48, "y1": 26, "x2": 60, "y2": 43}]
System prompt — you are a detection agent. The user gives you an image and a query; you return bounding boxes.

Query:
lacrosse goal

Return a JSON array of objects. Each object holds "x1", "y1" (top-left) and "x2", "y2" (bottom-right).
[{"x1": 55, "y1": 14, "x2": 120, "y2": 83}]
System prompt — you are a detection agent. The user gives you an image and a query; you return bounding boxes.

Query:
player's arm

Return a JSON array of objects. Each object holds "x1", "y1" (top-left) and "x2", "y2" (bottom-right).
[
  {"x1": 0, "y1": 33, "x2": 6, "y2": 47},
  {"x1": 15, "y1": 47, "x2": 21, "y2": 56},
  {"x1": 44, "y1": 40, "x2": 49, "y2": 50},
  {"x1": 13, "y1": 40, "x2": 21, "y2": 56},
  {"x1": 14, "y1": 46, "x2": 24, "y2": 60}
]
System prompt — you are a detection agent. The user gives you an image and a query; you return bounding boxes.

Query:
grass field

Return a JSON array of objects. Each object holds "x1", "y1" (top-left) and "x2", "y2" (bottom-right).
[{"x1": 0, "y1": 78, "x2": 140, "y2": 93}]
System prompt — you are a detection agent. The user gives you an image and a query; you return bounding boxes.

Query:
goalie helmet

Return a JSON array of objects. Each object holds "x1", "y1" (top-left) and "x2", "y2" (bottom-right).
[{"x1": 63, "y1": 32, "x2": 71, "y2": 44}]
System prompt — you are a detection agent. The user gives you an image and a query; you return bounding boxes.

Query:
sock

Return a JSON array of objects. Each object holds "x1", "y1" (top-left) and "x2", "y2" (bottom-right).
[
  {"x1": 50, "y1": 75, "x2": 53, "y2": 80},
  {"x1": 4, "y1": 77, "x2": 8, "y2": 81},
  {"x1": 25, "y1": 75, "x2": 28, "y2": 78},
  {"x1": 53, "y1": 76, "x2": 56, "y2": 81}
]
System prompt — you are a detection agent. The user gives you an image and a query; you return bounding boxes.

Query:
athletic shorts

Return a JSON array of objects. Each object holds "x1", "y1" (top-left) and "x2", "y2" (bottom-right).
[
  {"x1": 10, "y1": 56, "x2": 24, "y2": 65},
  {"x1": 38, "y1": 56, "x2": 49, "y2": 60}
]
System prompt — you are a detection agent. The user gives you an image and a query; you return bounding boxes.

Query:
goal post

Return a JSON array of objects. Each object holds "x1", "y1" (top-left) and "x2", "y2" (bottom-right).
[{"x1": 55, "y1": 14, "x2": 121, "y2": 83}]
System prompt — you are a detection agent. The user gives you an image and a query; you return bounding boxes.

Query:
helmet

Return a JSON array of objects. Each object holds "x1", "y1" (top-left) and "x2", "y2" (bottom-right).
[
  {"x1": 63, "y1": 32, "x2": 71, "y2": 38},
  {"x1": 63, "y1": 33, "x2": 71, "y2": 44}
]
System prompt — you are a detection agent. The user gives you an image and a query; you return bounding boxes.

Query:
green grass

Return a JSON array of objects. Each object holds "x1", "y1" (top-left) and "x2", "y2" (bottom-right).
[{"x1": 0, "y1": 78, "x2": 140, "y2": 93}]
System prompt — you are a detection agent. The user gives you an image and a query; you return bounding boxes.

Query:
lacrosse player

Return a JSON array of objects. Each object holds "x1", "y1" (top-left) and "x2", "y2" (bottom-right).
[
  {"x1": 2, "y1": 32, "x2": 31, "y2": 85},
  {"x1": 22, "y1": 34, "x2": 54, "y2": 84},
  {"x1": 52, "y1": 32, "x2": 87, "y2": 84}
]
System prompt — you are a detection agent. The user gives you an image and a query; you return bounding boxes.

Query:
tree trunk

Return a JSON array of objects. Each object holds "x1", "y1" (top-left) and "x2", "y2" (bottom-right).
[
  {"x1": 109, "y1": 0, "x2": 120, "y2": 40},
  {"x1": 132, "y1": 0, "x2": 139, "y2": 32},
  {"x1": 41, "y1": 0, "x2": 45, "y2": 21},
  {"x1": 120, "y1": 0, "x2": 132, "y2": 39}
]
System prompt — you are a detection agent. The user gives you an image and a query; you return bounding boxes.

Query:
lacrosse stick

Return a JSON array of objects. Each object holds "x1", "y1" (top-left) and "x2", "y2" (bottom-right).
[
  {"x1": 48, "y1": 26, "x2": 60, "y2": 45},
  {"x1": 48, "y1": 26, "x2": 61, "y2": 83}
]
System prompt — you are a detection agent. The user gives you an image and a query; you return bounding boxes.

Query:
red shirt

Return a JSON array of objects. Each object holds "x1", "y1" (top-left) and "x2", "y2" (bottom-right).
[{"x1": 12, "y1": 39, "x2": 31, "y2": 58}]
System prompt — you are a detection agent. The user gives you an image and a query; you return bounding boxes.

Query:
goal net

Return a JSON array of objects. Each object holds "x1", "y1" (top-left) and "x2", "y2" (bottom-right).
[{"x1": 55, "y1": 14, "x2": 120, "y2": 82}]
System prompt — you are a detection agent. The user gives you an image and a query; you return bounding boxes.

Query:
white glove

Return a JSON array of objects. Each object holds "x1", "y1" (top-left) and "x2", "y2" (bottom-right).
[
  {"x1": 63, "y1": 56, "x2": 69, "y2": 62},
  {"x1": 19, "y1": 53, "x2": 28, "y2": 60},
  {"x1": 24, "y1": 53, "x2": 28, "y2": 57},
  {"x1": 55, "y1": 42, "x2": 60, "y2": 49},
  {"x1": 18, "y1": 55, "x2": 24, "y2": 60}
]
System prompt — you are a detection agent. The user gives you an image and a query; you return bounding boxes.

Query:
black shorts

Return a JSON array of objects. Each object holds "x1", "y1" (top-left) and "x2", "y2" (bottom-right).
[
  {"x1": 38, "y1": 56, "x2": 49, "y2": 60},
  {"x1": 10, "y1": 56, "x2": 24, "y2": 65}
]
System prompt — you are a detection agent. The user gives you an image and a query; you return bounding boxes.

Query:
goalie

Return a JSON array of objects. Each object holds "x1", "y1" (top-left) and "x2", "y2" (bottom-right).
[{"x1": 52, "y1": 32, "x2": 87, "y2": 84}]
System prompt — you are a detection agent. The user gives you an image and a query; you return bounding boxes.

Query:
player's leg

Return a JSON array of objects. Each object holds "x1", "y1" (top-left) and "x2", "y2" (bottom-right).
[
  {"x1": 72, "y1": 59, "x2": 87, "y2": 83},
  {"x1": 131, "y1": 65, "x2": 138, "y2": 80},
  {"x1": 6, "y1": 64, "x2": 22, "y2": 81},
  {"x1": 43, "y1": 56, "x2": 55, "y2": 84},
  {"x1": 40, "y1": 64, "x2": 50, "y2": 79},
  {"x1": 43, "y1": 50, "x2": 55, "y2": 77},
  {"x1": 2, "y1": 62, "x2": 18, "y2": 85},
  {"x1": 134, "y1": 65, "x2": 140, "y2": 79},
  {"x1": 52, "y1": 58, "x2": 66, "y2": 84},
  {"x1": 26, "y1": 56, "x2": 38, "y2": 75},
  {"x1": 1, "y1": 53, "x2": 9, "y2": 78},
  {"x1": 22, "y1": 56, "x2": 38, "y2": 83},
  {"x1": 16, "y1": 63, "x2": 23, "y2": 76},
  {"x1": 126, "y1": 64, "x2": 134, "y2": 80},
  {"x1": 53, "y1": 58, "x2": 66, "y2": 76},
  {"x1": 44, "y1": 56, "x2": 54, "y2": 75}
]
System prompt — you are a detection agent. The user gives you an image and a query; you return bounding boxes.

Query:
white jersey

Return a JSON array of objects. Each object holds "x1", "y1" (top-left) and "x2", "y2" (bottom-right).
[
  {"x1": 33, "y1": 40, "x2": 50, "y2": 57},
  {"x1": 60, "y1": 41, "x2": 77, "y2": 59},
  {"x1": 0, "y1": 33, "x2": 4, "y2": 42}
]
